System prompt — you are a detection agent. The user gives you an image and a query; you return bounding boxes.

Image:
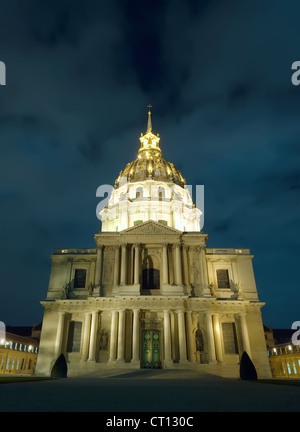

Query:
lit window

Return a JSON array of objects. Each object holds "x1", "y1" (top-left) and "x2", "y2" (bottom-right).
[
  {"x1": 6, "y1": 358, "x2": 10, "y2": 370},
  {"x1": 293, "y1": 362, "x2": 297, "y2": 374},
  {"x1": 287, "y1": 362, "x2": 291, "y2": 374},
  {"x1": 216, "y1": 269, "x2": 230, "y2": 289}
]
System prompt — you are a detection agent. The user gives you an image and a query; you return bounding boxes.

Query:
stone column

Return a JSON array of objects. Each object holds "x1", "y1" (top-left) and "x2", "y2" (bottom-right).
[
  {"x1": 131, "y1": 309, "x2": 140, "y2": 364},
  {"x1": 200, "y1": 247, "x2": 210, "y2": 296},
  {"x1": 116, "y1": 309, "x2": 126, "y2": 363},
  {"x1": 174, "y1": 244, "x2": 183, "y2": 285},
  {"x1": 88, "y1": 311, "x2": 99, "y2": 361},
  {"x1": 186, "y1": 310, "x2": 193, "y2": 362},
  {"x1": 113, "y1": 246, "x2": 120, "y2": 286},
  {"x1": 54, "y1": 311, "x2": 65, "y2": 358},
  {"x1": 177, "y1": 309, "x2": 188, "y2": 363},
  {"x1": 109, "y1": 310, "x2": 118, "y2": 362},
  {"x1": 134, "y1": 244, "x2": 140, "y2": 285},
  {"x1": 164, "y1": 309, "x2": 172, "y2": 363},
  {"x1": 162, "y1": 243, "x2": 169, "y2": 285},
  {"x1": 213, "y1": 313, "x2": 223, "y2": 362},
  {"x1": 240, "y1": 313, "x2": 251, "y2": 358},
  {"x1": 182, "y1": 245, "x2": 190, "y2": 286},
  {"x1": 94, "y1": 245, "x2": 103, "y2": 295},
  {"x1": 82, "y1": 312, "x2": 91, "y2": 361},
  {"x1": 120, "y1": 244, "x2": 127, "y2": 285},
  {"x1": 205, "y1": 311, "x2": 217, "y2": 362}
]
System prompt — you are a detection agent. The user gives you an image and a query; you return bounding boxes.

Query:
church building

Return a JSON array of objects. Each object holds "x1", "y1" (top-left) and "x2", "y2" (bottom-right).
[{"x1": 35, "y1": 108, "x2": 271, "y2": 378}]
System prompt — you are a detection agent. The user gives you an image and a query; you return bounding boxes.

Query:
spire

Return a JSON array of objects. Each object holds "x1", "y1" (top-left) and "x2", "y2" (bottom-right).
[
  {"x1": 139, "y1": 104, "x2": 161, "y2": 158},
  {"x1": 147, "y1": 104, "x2": 152, "y2": 132}
]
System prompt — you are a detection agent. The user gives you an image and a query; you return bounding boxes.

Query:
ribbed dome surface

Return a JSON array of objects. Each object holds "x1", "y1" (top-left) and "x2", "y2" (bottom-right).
[
  {"x1": 115, "y1": 155, "x2": 186, "y2": 188},
  {"x1": 115, "y1": 107, "x2": 185, "y2": 188}
]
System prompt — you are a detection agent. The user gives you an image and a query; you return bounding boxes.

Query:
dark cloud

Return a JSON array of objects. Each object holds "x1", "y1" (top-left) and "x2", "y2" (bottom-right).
[{"x1": 0, "y1": 0, "x2": 300, "y2": 328}]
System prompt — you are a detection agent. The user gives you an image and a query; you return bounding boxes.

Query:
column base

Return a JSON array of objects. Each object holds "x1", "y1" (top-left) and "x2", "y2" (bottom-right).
[
  {"x1": 130, "y1": 360, "x2": 141, "y2": 368},
  {"x1": 92, "y1": 285, "x2": 102, "y2": 297},
  {"x1": 161, "y1": 284, "x2": 185, "y2": 296},
  {"x1": 163, "y1": 360, "x2": 173, "y2": 368},
  {"x1": 113, "y1": 284, "x2": 141, "y2": 296}
]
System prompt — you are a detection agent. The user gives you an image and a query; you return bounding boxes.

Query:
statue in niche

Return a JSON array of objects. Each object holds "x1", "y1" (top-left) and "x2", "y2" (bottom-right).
[
  {"x1": 99, "y1": 329, "x2": 109, "y2": 351},
  {"x1": 195, "y1": 325, "x2": 204, "y2": 353}
]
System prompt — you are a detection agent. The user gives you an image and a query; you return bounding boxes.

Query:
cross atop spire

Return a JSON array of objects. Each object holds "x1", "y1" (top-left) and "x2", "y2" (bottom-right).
[{"x1": 147, "y1": 104, "x2": 152, "y2": 133}]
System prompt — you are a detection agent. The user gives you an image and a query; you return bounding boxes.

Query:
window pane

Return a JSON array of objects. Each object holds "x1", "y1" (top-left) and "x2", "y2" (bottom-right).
[
  {"x1": 74, "y1": 269, "x2": 87, "y2": 288},
  {"x1": 217, "y1": 269, "x2": 230, "y2": 289}
]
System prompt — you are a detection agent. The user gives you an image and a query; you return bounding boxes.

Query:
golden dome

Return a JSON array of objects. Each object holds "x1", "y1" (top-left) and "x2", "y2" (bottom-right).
[{"x1": 115, "y1": 106, "x2": 186, "y2": 188}]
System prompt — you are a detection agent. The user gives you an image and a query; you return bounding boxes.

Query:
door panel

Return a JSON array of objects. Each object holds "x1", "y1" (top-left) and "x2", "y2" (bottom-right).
[{"x1": 142, "y1": 330, "x2": 161, "y2": 368}]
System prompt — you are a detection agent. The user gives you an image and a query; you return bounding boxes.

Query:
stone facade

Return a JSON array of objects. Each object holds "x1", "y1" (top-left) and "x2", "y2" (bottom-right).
[{"x1": 35, "y1": 110, "x2": 271, "y2": 378}]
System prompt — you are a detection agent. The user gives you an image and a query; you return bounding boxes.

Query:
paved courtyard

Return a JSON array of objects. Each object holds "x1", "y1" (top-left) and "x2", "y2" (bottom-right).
[{"x1": 0, "y1": 369, "x2": 300, "y2": 412}]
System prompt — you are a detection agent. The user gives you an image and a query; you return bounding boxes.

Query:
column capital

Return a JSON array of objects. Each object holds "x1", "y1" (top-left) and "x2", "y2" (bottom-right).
[{"x1": 172, "y1": 242, "x2": 181, "y2": 250}]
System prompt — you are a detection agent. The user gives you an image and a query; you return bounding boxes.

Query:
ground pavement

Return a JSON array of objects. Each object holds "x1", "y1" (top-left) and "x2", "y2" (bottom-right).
[{"x1": 0, "y1": 368, "x2": 299, "y2": 413}]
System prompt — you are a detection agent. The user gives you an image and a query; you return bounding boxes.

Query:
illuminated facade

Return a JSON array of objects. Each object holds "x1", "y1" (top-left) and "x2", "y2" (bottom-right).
[
  {"x1": 35, "y1": 109, "x2": 271, "y2": 378},
  {"x1": 0, "y1": 327, "x2": 39, "y2": 375}
]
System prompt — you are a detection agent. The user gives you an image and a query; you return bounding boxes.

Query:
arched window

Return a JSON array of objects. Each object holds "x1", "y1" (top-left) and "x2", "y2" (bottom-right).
[
  {"x1": 158, "y1": 187, "x2": 165, "y2": 202},
  {"x1": 135, "y1": 187, "x2": 143, "y2": 200}
]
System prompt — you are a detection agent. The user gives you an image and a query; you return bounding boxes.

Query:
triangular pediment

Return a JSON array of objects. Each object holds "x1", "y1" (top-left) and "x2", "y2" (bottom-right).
[{"x1": 121, "y1": 220, "x2": 182, "y2": 236}]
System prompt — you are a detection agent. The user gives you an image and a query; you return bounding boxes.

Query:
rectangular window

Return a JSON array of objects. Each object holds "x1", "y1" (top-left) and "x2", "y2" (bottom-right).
[
  {"x1": 222, "y1": 322, "x2": 239, "y2": 354},
  {"x1": 67, "y1": 321, "x2": 82, "y2": 353},
  {"x1": 74, "y1": 269, "x2": 87, "y2": 289},
  {"x1": 217, "y1": 269, "x2": 230, "y2": 289}
]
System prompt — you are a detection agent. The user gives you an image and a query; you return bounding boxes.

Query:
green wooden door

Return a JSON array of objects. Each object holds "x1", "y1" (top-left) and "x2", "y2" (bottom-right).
[{"x1": 142, "y1": 330, "x2": 161, "y2": 369}]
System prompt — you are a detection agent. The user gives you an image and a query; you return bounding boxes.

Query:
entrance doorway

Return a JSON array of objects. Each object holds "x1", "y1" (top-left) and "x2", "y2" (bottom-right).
[{"x1": 142, "y1": 330, "x2": 161, "y2": 369}]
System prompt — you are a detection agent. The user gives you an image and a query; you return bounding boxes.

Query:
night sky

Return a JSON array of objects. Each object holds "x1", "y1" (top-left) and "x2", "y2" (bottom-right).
[{"x1": 0, "y1": 0, "x2": 299, "y2": 329}]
